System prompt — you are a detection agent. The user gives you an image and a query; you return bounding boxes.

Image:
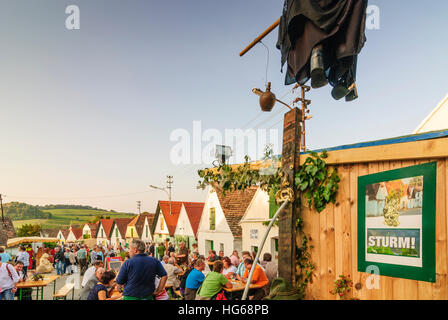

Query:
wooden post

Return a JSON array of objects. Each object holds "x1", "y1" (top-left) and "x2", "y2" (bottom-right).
[{"x1": 278, "y1": 107, "x2": 302, "y2": 284}]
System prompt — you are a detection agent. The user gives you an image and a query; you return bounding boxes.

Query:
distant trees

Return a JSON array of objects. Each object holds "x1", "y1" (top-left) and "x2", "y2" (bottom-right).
[
  {"x1": 17, "y1": 224, "x2": 42, "y2": 237},
  {"x1": 4, "y1": 202, "x2": 52, "y2": 220}
]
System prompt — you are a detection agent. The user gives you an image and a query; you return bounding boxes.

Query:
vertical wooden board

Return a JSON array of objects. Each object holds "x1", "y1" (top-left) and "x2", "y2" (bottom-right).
[
  {"x1": 357, "y1": 163, "x2": 370, "y2": 300},
  {"x1": 319, "y1": 200, "x2": 329, "y2": 299},
  {"x1": 350, "y1": 164, "x2": 362, "y2": 300},
  {"x1": 433, "y1": 274, "x2": 448, "y2": 300},
  {"x1": 334, "y1": 165, "x2": 348, "y2": 280},
  {"x1": 326, "y1": 203, "x2": 336, "y2": 300},
  {"x1": 302, "y1": 204, "x2": 320, "y2": 300},
  {"x1": 435, "y1": 160, "x2": 447, "y2": 274},
  {"x1": 341, "y1": 165, "x2": 352, "y2": 279},
  {"x1": 378, "y1": 161, "x2": 394, "y2": 300}
]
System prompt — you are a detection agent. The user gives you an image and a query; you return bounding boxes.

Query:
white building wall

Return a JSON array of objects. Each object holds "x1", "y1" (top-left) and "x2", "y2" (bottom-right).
[
  {"x1": 96, "y1": 225, "x2": 110, "y2": 246},
  {"x1": 414, "y1": 93, "x2": 448, "y2": 133},
  {"x1": 141, "y1": 218, "x2": 153, "y2": 242},
  {"x1": 154, "y1": 214, "x2": 170, "y2": 237},
  {"x1": 240, "y1": 189, "x2": 279, "y2": 259},
  {"x1": 110, "y1": 225, "x2": 125, "y2": 248},
  {"x1": 174, "y1": 205, "x2": 195, "y2": 238},
  {"x1": 66, "y1": 231, "x2": 77, "y2": 242},
  {"x1": 197, "y1": 189, "x2": 234, "y2": 257},
  {"x1": 82, "y1": 225, "x2": 91, "y2": 237}
]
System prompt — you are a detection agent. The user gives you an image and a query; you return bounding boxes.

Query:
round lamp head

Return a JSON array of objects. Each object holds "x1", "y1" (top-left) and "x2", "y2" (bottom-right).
[{"x1": 259, "y1": 82, "x2": 276, "y2": 112}]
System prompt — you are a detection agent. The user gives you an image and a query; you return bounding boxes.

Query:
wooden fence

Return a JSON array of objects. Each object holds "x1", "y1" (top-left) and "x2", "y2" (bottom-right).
[{"x1": 300, "y1": 132, "x2": 448, "y2": 300}]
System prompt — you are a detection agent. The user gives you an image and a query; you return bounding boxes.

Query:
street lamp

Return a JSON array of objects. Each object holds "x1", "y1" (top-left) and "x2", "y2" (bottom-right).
[{"x1": 150, "y1": 176, "x2": 173, "y2": 215}]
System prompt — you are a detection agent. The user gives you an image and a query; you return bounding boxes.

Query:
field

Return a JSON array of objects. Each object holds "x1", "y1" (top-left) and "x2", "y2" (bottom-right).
[{"x1": 12, "y1": 209, "x2": 135, "y2": 230}]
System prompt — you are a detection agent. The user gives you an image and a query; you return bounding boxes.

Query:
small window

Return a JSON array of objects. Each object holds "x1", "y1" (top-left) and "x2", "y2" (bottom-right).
[
  {"x1": 160, "y1": 217, "x2": 164, "y2": 231},
  {"x1": 115, "y1": 228, "x2": 118, "y2": 238},
  {"x1": 210, "y1": 208, "x2": 216, "y2": 230},
  {"x1": 101, "y1": 228, "x2": 104, "y2": 238},
  {"x1": 131, "y1": 228, "x2": 134, "y2": 238},
  {"x1": 146, "y1": 225, "x2": 149, "y2": 238}
]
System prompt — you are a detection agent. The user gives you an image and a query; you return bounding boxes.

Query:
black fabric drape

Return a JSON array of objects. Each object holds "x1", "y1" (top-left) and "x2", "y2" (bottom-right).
[{"x1": 277, "y1": 0, "x2": 368, "y2": 86}]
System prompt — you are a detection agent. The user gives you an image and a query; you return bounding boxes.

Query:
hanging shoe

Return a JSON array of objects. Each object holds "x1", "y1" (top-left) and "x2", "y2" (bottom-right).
[
  {"x1": 345, "y1": 83, "x2": 358, "y2": 102},
  {"x1": 310, "y1": 46, "x2": 328, "y2": 89}
]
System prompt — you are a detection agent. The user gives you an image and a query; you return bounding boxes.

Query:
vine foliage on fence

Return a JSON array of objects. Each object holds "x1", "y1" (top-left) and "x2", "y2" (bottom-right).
[{"x1": 295, "y1": 150, "x2": 340, "y2": 213}]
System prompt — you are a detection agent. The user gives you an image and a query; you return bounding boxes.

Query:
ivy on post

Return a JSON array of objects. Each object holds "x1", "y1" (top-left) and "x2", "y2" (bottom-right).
[{"x1": 279, "y1": 107, "x2": 302, "y2": 285}]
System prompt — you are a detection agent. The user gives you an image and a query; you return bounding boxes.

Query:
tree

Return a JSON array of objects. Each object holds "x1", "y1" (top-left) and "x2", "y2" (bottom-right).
[{"x1": 17, "y1": 224, "x2": 42, "y2": 237}]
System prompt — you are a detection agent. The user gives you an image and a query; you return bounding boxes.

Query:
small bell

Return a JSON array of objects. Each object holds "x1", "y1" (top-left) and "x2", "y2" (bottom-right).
[{"x1": 259, "y1": 82, "x2": 276, "y2": 112}]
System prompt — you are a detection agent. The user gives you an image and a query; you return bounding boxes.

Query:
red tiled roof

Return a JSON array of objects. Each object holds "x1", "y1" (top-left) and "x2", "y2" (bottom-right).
[
  {"x1": 71, "y1": 228, "x2": 83, "y2": 240},
  {"x1": 97, "y1": 219, "x2": 114, "y2": 238},
  {"x1": 215, "y1": 187, "x2": 258, "y2": 238},
  {"x1": 62, "y1": 229, "x2": 70, "y2": 240},
  {"x1": 146, "y1": 214, "x2": 155, "y2": 230},
  {"x1": 183, "y1": 202, "x2": 205, "y2": 238},
  {"x1": 87, "y1": 223, "x2": 98, "y2": 234},
  {"x1": 112, "y1": 218, "x2": 134, "y2": 238},
  {"x1": 159, "y1": 201, "x2": 183, "y2": 236}
]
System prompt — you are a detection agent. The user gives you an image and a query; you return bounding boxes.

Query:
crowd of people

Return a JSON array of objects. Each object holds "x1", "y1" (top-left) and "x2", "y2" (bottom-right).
[{"x1": 0, "y1": 239, "x2": 278, "y2": 301}]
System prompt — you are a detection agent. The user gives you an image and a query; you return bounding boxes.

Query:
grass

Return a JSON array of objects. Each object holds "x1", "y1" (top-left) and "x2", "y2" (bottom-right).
[{"x1": 13, "y1": 209, "x2": 135, "y2": 230}]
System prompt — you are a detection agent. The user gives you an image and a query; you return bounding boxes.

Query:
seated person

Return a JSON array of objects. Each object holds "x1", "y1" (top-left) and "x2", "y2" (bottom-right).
[
  {"x1": 36, "y1": 249, "x2": 54, "y2": 274},
  {"x1": 238, "y1": 258, "x2": 269, "y2": 300},
  {"x1": 184, "y1": 259, "x2": 205, "y2": 300},
  {"x1": 222, "y1": 257, "x2": 237, "y2": 279},
  {"x1": 87, "y1": 270, "x2": 122, "y2": 300},
  {"x1": 79, "y1": 267, "x2": 105, "y2": 300},
  {"x1": 195, "y1": 260, "x2": 232, "y2": 300},
  {"x1": 209, "y1": 250, "x2": 219, "y2": 262},
  {"x1": 163, "y1": 257, "x2": 182, "y2": 289},
  {"x1": 82, "y1": 261, "x2": 104, "y2": 287}
]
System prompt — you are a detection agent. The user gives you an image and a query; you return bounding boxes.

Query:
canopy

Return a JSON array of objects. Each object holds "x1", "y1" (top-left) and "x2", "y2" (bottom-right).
[{"x1": 7, "y1": 237, "x2": 60, "y2": 247}]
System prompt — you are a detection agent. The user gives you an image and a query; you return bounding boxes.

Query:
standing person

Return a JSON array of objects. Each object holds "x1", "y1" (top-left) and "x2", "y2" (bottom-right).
[
  {"x1": 184, "y1": 259, "x2": 206, "y2": 300},
  {"x1": 168, "y1": 242, "x2": 175, "y2": 257},
  {"x1": 218, "y1": 250, "x2": 225, "y2": 261},
  {"x1": 0, "y1": 260, "x2": 19, "y2": 300},
  {"x1": 190, "y1": 243, "x2": 199, "y2": 259},
  {"x1": 148, "y1": 242, "x2": 155, "y2": 257},
  {"x1": 238, "y1": 258, "x2": 269, "y2": 300},
  {"x1": 230, "y1": 250, "x2": 240, "y2": 267},
  {"x1": 90, "y1": 246, "x2": 98, "y2": 265},
  {"x1": 16, "y1": 246, "x2": 30, "y2": 277},
  {"x1": 77, "y1": 246, "x2": 88, "y2": 276},
  {"x1": 175, "y1": 242, "x2": 189, "y2": 266},
  {"x1": 195, "y1": 260, "x2": 232, "y2": 300},
  {"x1": 0, "y1": 247, "x2": 11, "y2": 263},
  {"x1": 68, "y1": 249, "x2": 77, "y2": 274},
  {"x1": 54, "y1": 247, "x2": 65, "y2": 275},
  {"x1": 64, "y1": 248, "x2": 72, "y2": 274},
  {"x1": 96, "y1": 246, "x2": 104, "y2": 262},
  {"x1": 156, "y1": 242, "x2": 165, "y2": 261},
  {"x1": 115, "y1": 239, "x2": 168, "y2": 300},
  {"x1": 26, "y1": 245, "x2": 35, "y2": 270}
]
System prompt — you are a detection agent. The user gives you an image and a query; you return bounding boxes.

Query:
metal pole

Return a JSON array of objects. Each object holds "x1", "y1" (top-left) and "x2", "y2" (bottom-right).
[
  {"x1": 242, "y1": 200, "x2": 289, "y2": 300},
  {"x1": 0, "y1": 194, "x2": 4, "y2": 224}
]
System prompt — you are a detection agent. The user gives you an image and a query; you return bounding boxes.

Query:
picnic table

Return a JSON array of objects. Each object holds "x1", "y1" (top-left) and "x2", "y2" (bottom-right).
[
  {"x1": 223, "y1": 280, "x2": 264, "y2": 300},
  {"x1": 15, "y1": 275, "x2": 60, "y2": 300}
]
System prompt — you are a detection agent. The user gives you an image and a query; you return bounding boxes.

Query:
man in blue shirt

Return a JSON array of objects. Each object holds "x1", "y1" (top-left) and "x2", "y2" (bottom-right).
[
  {"x1": 0, "y1": 247, "x2": 11, "y2": 263},
  {"x1": 116, "y1": 239, "x2": 167, "y2": 300},
  {"x1": 184, "y1": 259, "x2": 206, "y2": 300},
  {"x1": 16, "y1": 246, "x2": 30, "y2": 277}
]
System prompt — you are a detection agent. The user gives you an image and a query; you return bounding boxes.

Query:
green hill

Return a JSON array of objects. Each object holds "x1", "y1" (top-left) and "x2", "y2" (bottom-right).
[{"x1": 7, "y1": 203, "x2": 135, "y2": 231}]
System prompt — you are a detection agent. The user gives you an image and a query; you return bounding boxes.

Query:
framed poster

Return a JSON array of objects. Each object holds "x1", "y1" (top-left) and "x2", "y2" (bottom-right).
[{"x1": 358, "y1": 162, "x2": 436, "y2": 282}]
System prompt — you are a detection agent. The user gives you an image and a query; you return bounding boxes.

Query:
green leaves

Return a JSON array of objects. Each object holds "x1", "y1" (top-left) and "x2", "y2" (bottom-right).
[{"x1": 295, "y1": 151, "x2": 340, "y2": 213}]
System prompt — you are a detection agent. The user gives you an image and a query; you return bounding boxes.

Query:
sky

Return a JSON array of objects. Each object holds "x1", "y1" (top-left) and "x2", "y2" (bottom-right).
[{"x1": 0, "y1": 0, "x2": 447, "y2": 213}]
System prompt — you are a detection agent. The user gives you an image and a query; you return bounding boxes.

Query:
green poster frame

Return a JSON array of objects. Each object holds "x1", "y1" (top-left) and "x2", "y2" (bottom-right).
[{"x1": 358, "y1": 162, "x2": 436, "y2": 283}]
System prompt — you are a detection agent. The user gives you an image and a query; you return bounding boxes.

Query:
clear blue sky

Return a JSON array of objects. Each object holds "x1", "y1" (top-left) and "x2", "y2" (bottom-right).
[{"x1": 1, "y1": 0, "x2": 447, "y2": 213}]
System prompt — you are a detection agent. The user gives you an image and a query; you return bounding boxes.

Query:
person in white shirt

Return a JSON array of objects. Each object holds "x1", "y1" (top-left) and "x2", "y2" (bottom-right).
[
  {"x1": 0, "y1": 261, "x2": 20, "y2": 300},
  {"x1": 222, "y1": 257, "x2": 237, "y2": 279},
  {"x1": 82, "y1": 261, "x2": 103, "y2": 287}
]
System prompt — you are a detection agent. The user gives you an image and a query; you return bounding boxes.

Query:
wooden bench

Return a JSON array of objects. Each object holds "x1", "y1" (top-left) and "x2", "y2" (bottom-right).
[{"x1": 53, "y1": 283, "x2": 75, "y2": 300}]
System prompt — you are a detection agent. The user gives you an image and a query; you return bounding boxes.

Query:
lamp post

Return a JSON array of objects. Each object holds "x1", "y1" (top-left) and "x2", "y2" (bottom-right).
[{"x1": 150, "y1": 175, "x2": 173, "y2": 215}]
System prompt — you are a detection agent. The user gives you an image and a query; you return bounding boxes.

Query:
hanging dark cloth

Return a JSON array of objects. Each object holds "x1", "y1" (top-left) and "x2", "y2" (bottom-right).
[{"x1": 277, "y1": 0, "x2": 368, "y2": 86}]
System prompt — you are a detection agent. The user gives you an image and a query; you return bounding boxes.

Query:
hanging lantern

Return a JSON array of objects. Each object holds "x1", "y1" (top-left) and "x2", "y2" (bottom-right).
[{"x1": 259, "y1": 82, "x2": 276, "y2": 112}]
